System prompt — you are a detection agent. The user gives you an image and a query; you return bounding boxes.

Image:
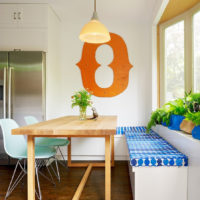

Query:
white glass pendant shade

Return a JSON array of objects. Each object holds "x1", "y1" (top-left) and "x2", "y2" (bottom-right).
[
  {"x1": 79, "y1": 19, "x2": 110, "y2": 44},
  {"x1": 79, "y1": 1, "x2": 111, "y2": 44}
]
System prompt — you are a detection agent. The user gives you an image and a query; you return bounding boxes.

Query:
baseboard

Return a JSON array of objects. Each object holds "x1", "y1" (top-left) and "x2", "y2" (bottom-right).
[{"x1": 56, "y1": 155, "x2": 129, "y2": 161}]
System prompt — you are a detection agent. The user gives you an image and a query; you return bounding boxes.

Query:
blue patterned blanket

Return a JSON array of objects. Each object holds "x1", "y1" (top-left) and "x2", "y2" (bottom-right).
[{"x1": 117, "y1": 126, "x2": 188, "y2": 167}]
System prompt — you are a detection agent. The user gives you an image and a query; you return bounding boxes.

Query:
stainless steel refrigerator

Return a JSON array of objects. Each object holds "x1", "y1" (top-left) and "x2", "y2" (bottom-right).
[{"x1": 0, "y1": 51, "x2": 46, "y2": 165}]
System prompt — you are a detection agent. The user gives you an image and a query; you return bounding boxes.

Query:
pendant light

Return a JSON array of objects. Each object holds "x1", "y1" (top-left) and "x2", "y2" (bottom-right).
[{"x1": 79, "y1": 0, "x2": 111, "y2": 44}]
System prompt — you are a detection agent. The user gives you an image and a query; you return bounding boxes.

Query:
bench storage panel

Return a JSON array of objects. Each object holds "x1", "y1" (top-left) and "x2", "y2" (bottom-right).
[
  {"x1": 131, "y1": 165, "x2": 188, "y2": 200},
  {"x1": 153, "y1": 125, "x2": 200, "y2": 200}
]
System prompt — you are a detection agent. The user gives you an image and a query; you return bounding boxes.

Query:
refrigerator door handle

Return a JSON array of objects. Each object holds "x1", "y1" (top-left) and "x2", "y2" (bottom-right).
[
  {"x1": 8, "y1": 67, "x2": 12, "y2": 119},
  {"x1": 3, "y1": 67, "x2": 7, "y2": 118}
]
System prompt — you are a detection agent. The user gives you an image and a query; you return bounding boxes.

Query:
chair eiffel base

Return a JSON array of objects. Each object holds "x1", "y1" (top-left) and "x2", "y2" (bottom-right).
[
  {"x1": 5, "y1": 160, "x2": 26, "y2": 199},
  {"x1": 51, "y1": 146, "x2": 69, "y2": 182},
  {"x1": 5, "y1": 158, "x2": 56, "y2": 200},
  {"x1": 57, "y1": 146, "x2": 68, "y2": 169}
]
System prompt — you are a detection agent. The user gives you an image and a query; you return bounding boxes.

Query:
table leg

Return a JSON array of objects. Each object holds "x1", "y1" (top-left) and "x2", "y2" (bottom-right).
[
  {"x1": 111, "y1": 135, "x2": 114, "y2": 167},
  {"x1": 68, "y1": 137, "x2": 72, "y2": 166},
  {"x1": 27, "y1": 136, "x2": 35, "y2": 200},
  {"x1": 72, "y1": 164, "x2": 93, "y2": 200},
  {"x1": 105, "y1": 136, "x2": 111, "y2": 200}
]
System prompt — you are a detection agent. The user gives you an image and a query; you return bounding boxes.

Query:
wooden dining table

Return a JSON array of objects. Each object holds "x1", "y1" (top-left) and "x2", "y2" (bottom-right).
[{"x1": 12, "y1": 115, "x2": 117, "y2": 200}]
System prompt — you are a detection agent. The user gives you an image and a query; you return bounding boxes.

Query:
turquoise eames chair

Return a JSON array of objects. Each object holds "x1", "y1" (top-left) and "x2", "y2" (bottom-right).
[
  {"x1": 24, "y1": 116, "x2": 70, "y2": 181},
  {"x1": 0, "y1": 119, "x2": 56, "y2": 200}
]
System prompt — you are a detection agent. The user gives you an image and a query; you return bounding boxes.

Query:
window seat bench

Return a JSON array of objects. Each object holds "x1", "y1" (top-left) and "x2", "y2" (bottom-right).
[{"x1": 122, "y1": 126, "x2": 188, "y2": 200}]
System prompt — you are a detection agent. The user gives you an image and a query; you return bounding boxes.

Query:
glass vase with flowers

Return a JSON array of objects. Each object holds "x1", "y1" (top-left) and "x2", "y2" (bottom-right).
[{"x1": 71, "y1": 90, "x2": 92, "y2": 120}]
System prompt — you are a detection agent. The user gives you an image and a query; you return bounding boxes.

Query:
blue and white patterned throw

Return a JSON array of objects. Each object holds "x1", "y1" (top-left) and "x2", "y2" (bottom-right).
[
  {"x1": 118, "y1": 126, "x2": 188, "y2": 167},
  {"x1": 116, "y1": 126, "x2": 146, "y2": 135}
]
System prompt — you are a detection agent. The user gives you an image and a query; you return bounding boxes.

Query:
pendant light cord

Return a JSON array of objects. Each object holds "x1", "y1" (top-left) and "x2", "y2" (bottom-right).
[
  {"x1": 91, "y1": 0, "x2": 98, "y2": 20},
  {"x1": 94, "y1": 0, "x2": 96, "y2": 12}
]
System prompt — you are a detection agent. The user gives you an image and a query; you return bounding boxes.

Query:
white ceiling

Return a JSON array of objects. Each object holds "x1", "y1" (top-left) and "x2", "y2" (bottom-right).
[{"x1": 0, "y1": 0, "x2": 158, "y2": 24}]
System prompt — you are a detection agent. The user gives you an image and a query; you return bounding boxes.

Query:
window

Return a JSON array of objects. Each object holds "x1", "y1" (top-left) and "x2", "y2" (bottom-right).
[
  {"x1": 165, "y1": 21, "x2": 185, "y2": 102},
  {"x1": 193, "y1": 11, "x2": 200, "y2": 92},
  {"x1": 160, "y1": 4, "x2": 200, "y2": 105}
]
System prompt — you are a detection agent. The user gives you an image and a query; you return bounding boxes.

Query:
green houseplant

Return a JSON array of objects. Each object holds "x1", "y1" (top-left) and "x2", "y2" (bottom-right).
[
  {"x1": 147, "y1": 92, "x2": 200, "y2": 137},
  {"x1": 147, "y1": 109, "x2": 169, "y2": 132},
  {"x1": 185, "y1": 111, "x2": 200, "y2": 126},
  {"x1": 71, "y1": 90, "x2": 92, "y2": 120},
  {"x1": 184, "y1": 93, "x2": 200, "y2": 112},
  {"x1": 147, "y1": 98, "x2": 187, "y2": 132}
]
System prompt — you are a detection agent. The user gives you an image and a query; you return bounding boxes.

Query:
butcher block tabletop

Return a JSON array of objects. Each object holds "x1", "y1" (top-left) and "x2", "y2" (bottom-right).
[{"x1": 12, "y1": 116, "x2": 117, "y2": 137}]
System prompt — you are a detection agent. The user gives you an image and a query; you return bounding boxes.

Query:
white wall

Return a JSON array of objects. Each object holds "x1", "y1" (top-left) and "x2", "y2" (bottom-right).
[
  {"x1": 48, "y1": 21, "x2": 153, "y2": 127},
  {"x1": 0, "y1": 0, "x2": 162, "y2": 160},
  {"x1": 46, "y1": 4, "x2": 156, "y2": 160}
]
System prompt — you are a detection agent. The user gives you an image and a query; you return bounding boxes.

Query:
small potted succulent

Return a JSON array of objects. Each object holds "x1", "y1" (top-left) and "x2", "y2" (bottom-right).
[{"x1": 71, "y1": 89, "x2": 93, "y2": 120}]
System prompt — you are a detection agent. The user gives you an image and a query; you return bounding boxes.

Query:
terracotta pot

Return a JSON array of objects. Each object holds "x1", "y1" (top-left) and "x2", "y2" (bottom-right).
[{"x1": 180, "y1": 120, "x2": 195, "y2": 134}]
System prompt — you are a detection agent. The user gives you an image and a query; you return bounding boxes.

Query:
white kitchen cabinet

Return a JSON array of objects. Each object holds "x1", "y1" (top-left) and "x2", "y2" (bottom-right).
[
  {"x1": 0, "y1": 3, "x2": 60, "y2": 50},
  {"x1": 0, "y1": 3, "x2": 61, "y2": 121},
  {"x1": 16, "y1": 4, "x2": 48, "y2": 28},
  {"x1": 0, "y1": 28, "x2": 48, "y2": 51},
  {"x1": 0, "y1": 4, "x2": 18, "y2": 28},
  {"x1": 0, "y1": 4, "x2": 48, "y2": 28}
]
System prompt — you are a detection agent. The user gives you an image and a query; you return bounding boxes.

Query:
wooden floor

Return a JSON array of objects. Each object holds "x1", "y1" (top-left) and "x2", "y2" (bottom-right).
[{"x1": 0, "y1": 161, "x2": 133, "y2": 200}]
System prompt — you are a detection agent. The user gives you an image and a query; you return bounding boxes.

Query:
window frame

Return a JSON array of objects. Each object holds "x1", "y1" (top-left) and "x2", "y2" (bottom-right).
[
  {"x1": 159, "y1": 3, "x2": 200, "y2": 106},
  {"x1": 193, "y1": 10, "x2": 200, "y2": 93}
]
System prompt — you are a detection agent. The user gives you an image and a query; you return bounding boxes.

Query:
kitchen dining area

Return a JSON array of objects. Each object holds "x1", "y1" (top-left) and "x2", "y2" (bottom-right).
[
  {"x1": 0, "y1": 49, "x2": 131, "y2": 199},
  {"x1": 0, "y1": 0, "x2": 199, "y2": 200},
  {"x1": 0, "y1": 0, "x2": 137, "y2": 199}
]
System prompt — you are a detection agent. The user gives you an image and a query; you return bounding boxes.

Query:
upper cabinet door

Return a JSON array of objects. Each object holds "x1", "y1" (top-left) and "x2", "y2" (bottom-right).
[
  {"x1": 0, "y1": 4, "x2": 18, "y2": 28},
  {"x1": 0, "y1": 4, "x2": 48, "y2": 28},
  {"x1": 17, "y1": 4, "x2": 48, "y2": 28}
]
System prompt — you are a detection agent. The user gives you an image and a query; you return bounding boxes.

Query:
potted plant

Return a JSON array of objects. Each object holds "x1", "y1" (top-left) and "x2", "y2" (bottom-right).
[
  {"x1": 165, "y1": 99, "x2": 187, "y2": 130},
  {"x1": 180, "y1": 119, "x2": 195, "y2": 134},
  {"x1": 71, "y1": 90, "x2": 92, "y2": 120},
  {"x1": 184, "y1": 92, "x2": 200, "y2": 112},
  {"x1": 147, "y1": 92, "x2": 200, "y2": 135},
  {"x1": 180, "y1": 92, "x2": 200, "y2": 134},
  {"x1": 147, "y1": 98, "x2": 187, "y2": 132},
  {"x1": 147, "y1": 108, "x2": 169, "y2": 132},
  {"x1": 185, "y1": 111, "x2": 200, "y2": 139}
]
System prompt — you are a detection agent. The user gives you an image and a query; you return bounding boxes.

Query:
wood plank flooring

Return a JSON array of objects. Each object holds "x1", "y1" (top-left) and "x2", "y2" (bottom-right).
[{"x1": 0, "y1": 161, "x2": 133, "y2": 200}]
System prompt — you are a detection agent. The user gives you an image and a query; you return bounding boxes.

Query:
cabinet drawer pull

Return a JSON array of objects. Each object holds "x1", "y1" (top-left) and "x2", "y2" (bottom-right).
[
  {"x1": 18, "y1": 12, "x2": 21, "y2": 20},
  {"x1": 13, "y1": 12, "x2": 17, "y2": 20}
]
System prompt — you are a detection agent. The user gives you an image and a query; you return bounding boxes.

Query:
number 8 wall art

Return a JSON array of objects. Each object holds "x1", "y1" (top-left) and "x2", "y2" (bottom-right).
[{"x1": 77, "y1": 32, "x2": 133, "y2": 97}]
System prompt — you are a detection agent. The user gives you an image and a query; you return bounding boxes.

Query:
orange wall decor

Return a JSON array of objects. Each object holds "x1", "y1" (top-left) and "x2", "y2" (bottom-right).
[{"x1": 77, "y1": 32, "x2": 133, "y2": 97}]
